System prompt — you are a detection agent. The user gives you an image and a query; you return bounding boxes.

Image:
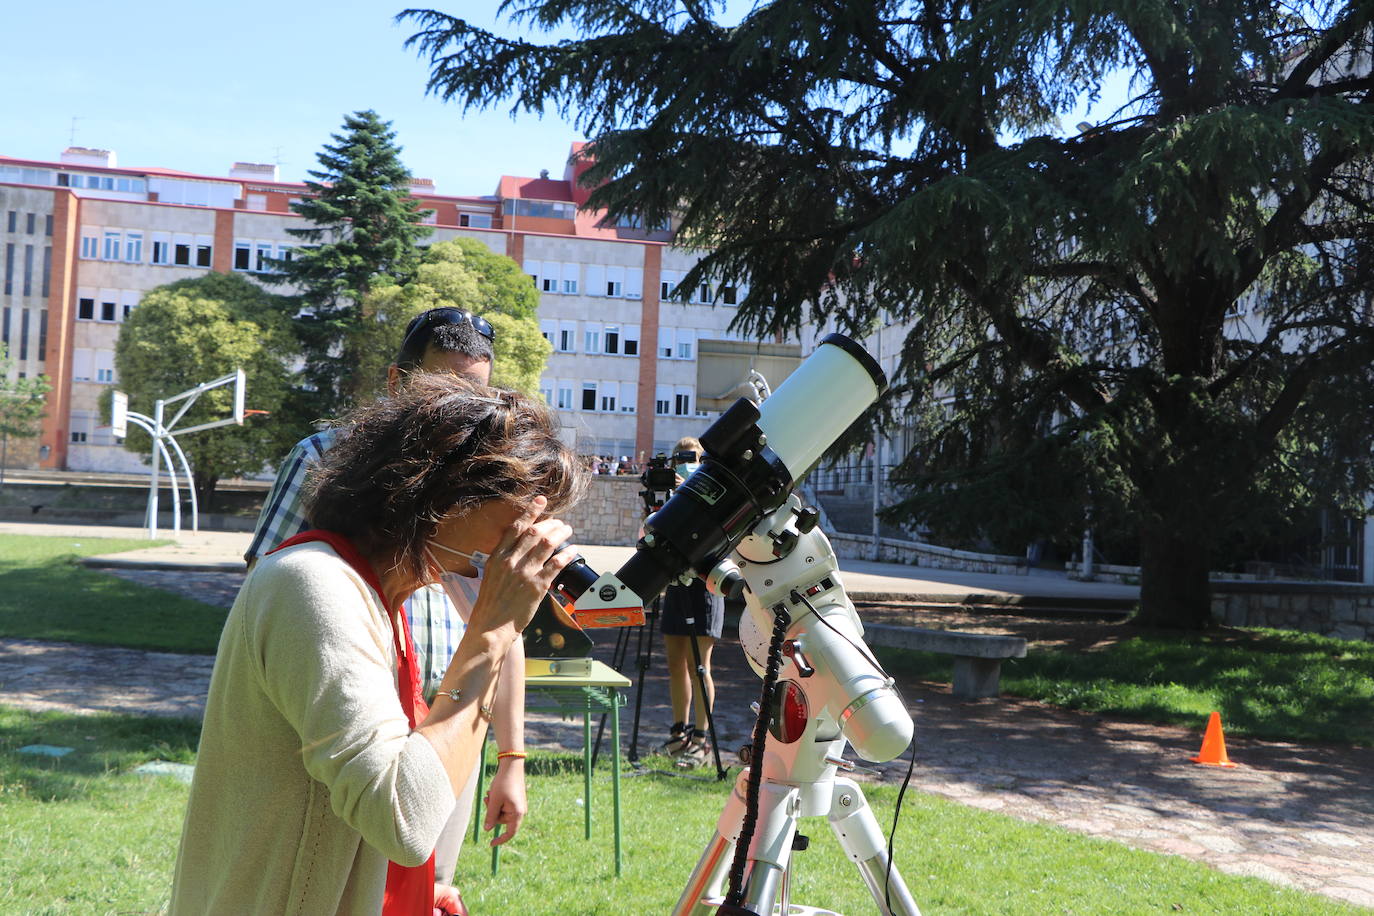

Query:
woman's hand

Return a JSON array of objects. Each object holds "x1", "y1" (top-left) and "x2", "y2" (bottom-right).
[
  {"x1": 469, "y1": 496, "x2": 575, "y2": 635},
  {"x1": 434, "y1": 882, "x2": 468, "y2": 916},
  {"x1": 483, "y1": 758, "x2": 528, "y2": 846}
]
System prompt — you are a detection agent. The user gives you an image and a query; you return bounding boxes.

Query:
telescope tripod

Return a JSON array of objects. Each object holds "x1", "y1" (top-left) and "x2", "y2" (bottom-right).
[{"x1": 672, "y1": 767, "x2": 919, "y2": 916}]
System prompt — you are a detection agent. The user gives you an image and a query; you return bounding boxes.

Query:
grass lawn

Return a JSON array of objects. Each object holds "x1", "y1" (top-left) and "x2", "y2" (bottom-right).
[
  {"x1": 875, "y1": 626, "x2": 1374, "y2": 746},
  {"x1": 0, "y1": 534, "x2": 228, "y2": 653},
  {"x1": 1, "y1": 708, "x2": 1364, "y2": 916}
]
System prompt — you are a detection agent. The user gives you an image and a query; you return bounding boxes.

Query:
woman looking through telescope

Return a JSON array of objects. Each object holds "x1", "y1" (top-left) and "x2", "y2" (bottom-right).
[{"x1": 169, "y1": 375, "x2": 586, "y2": 915}]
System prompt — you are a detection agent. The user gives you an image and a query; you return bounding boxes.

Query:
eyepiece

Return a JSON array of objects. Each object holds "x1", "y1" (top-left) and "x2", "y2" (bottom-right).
[{"x1": 550, "y1": 545, "x2": 599, "y2": 607}]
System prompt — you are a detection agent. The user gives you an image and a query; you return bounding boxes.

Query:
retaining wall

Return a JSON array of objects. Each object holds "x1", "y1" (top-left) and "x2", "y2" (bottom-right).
[{"x1": 563, "y1": 475, "x2": 643, "y2": 548}]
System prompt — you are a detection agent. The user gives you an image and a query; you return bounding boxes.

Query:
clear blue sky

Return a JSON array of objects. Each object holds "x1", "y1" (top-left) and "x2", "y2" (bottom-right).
[
  {"x1": 4, "y1": 2, "x2": 1129, "y2": 196},
  {"x1": 1, "y1": 1, "x2": 586, "y2": 196}
]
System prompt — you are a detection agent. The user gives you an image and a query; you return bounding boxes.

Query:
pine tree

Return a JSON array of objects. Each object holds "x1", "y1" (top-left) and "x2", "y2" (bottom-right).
[
  {"x1": 401, "y1": 2, "x2": 1374, "y2": 629},
  {"x1": 277, "y1": 109, "x2": 433, "y2": 415}
]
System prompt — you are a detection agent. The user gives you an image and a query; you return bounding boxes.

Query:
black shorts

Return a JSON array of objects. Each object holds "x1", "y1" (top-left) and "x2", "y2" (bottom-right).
[{"x1": 660, "y1": 580, "x2": 724, "y2": 638}]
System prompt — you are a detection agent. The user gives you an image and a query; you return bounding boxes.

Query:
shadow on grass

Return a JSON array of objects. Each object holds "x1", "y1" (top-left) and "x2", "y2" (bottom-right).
[
  {"x1": 0, "y1": 707, "x2": 201, "y2": 802},
  {"x1": 0, "y1": 559, "x2": 227, "y2": 653},
  {"x1": 875, "y1": 626, "x2": 1374, "y2": 746}
]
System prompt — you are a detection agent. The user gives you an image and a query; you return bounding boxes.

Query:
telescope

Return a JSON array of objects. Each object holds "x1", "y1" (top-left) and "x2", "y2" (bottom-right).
[
  {"x1": 549, "y1": 332, "x2": 887, "y2": 622},
  {"x1": 539, "y1": 332, "x2": 921, "y2": 914}
]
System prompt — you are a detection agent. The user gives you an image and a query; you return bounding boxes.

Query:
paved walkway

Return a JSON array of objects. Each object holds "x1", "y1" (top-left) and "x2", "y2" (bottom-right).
[{"x1": 2, "y1": 521, "x2": 1372, "y2": 909}]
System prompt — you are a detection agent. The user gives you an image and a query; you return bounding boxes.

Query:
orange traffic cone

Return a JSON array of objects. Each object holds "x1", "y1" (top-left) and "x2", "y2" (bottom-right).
[{"x1": 1190, "y1": 711, "x2": 1237, "y2": 767}]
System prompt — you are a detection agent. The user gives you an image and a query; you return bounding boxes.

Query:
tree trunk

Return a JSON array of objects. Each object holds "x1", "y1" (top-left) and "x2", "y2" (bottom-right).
[
  {"x1": 194, "y1": 472, "x2": 219, "y2": 513},
  {"x1": 1135, "y1": 524, "x2": 1213, "y2": 629}
]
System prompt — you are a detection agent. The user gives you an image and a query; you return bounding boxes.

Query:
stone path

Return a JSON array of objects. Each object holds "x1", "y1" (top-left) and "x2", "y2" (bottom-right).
[{"x1": 2, "y1": 566, "x2": 1371, "y2": 910}]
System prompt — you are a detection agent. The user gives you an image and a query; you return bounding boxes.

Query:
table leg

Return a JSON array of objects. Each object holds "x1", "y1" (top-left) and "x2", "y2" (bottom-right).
[
  {"x1": 583, "y1": 696, "x2": 593, "y2": 841},
  {"x1": 472, "y1": 733, "x2": 488, "y2": 845},
  {"x1": 611, "y1": 687, "x2": 622, "y2": 877}
]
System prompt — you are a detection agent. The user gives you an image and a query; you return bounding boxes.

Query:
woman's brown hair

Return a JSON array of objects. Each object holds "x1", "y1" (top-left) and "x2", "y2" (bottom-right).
[{"x1": 306, "y1": 373, "x2": 586, "y2": 583}]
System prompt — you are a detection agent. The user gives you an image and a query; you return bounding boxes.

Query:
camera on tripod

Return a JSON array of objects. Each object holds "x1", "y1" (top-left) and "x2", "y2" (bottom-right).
[{"x1": 640, "y1": 450, "x2": 702, "y2": 515}]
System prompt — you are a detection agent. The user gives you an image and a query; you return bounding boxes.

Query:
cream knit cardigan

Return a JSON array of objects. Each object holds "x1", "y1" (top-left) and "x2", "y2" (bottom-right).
[{"x1": 169, "y1": 542, "x2": 455, "y2": 914}]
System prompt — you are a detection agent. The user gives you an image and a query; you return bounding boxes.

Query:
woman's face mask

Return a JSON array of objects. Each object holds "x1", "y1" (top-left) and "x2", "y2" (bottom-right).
[{"x1": 427, "y1": 539, "x2": 488, "y2": 576}]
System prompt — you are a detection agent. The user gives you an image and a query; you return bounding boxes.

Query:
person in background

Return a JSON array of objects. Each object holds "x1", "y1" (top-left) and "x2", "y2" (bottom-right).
[
  {"x1": 656, "y1": 436, "x2": 726, "y2": 767},
  {"x1": 171, "y1": 376, "x2": 586, "y2": 914},
  {"x1": 244, "y1": 308, "x2": 529, "y2": 910}
]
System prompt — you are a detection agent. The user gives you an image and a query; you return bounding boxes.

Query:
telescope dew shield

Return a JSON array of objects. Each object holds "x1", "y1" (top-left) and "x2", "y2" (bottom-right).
[{"x1": 756, "y1": 333, "x2": 887, "y2": 480}]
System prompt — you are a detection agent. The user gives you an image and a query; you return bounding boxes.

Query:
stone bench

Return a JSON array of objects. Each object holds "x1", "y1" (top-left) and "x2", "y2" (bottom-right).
[{"x1": 863, "y1": 624, "x2": 1027, "y2": 699}]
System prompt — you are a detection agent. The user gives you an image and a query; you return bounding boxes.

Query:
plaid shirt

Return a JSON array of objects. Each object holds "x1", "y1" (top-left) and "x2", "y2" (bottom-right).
[{"x1": 246, "y1": 427, "x2": 467, "y2": 702}]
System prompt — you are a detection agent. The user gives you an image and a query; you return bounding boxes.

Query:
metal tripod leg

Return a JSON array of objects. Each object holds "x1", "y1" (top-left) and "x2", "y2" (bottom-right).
[
  {"x1": 685, "y1": 616, "x2": 727, "y2": 779},
  {"x1": 827, "y1": 777, "x2": 921, "y2": 916},
  {"x1": 626, "y1": 595, "x2": 659, "y2": 763},
  {"x1": 673, "y1": 772, "x2": 800, "y2": 916}
]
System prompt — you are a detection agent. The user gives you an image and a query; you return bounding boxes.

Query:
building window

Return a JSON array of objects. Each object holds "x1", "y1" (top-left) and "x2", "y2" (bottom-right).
[
  {"x1": 80, "y1": 235, "x2": 99, "y2": 260},
  {"x1": 600, "y1": 389, "x2": 617, "y2": 412},
  {"x1": 78, "y1": 298, "x2": 95, "y2": 320},
  {"x1": 96, "y1": 367, "x2": 114, "y2": 383},
  {"x1": 623, "y1": 326, "x2": 639, "y2": 356},
  {"x1": 44, "y1": 214, "x2": 53, "y2": 237},
  {"x1": 152, "y1": 239, "x2": 170, "y2": 265},
  {"x1": 558, "y1": 322, "x2": 576, "y2": 353},
  {"x1": 677, "y1": 329, "x2": 695, "y2": 360},
  {"x1": 124, "y1": 232, "x2": 143, "y2": 263},
  {"x1": 619, "y1": 382, "x2": 637, "y2": 413},
  {"x1": 584, "y1": 326, "x2": 601, "y2": 354},
  {"x1": 233, "y1": 242, "x2": 251, "y2": 271},
  {"x1": 42, "y1": 246, "x2": 50, "y2": 297},
  {"x1": 604, "y1": 325, "x2": 620, "y2": 355},
  {"x1": 38, "y1": 309, "x2": 47, "y2": 355},
  {"x1": 2, "y1": 243, "x2": 11, "y2": 295},
  {"x1": 70, "y1": 431, "x2": 88, "y2": 443},
  {"x1": 675, "y1": 392, "x2": 691, "y2": 416},
  {"x1": 5, "y1": 211, "x2": 15, "y2": 232},
  {"x1": 459, "y1": 212, "x2": 492, "y2": 229},
  {"x1": 196, "y1": 243, "x2": 212, "y2": 268},
  {"x1": 659, "y1": 327, "x2": 674, "y2": 359},
  {"x1": 255, "y1": 243, "x2": 273, "y2": 273},
  {"x1": 557, "y1": 382, "x2": 574, "y2": 410},
  {"x1": 174, "y1": 243, "x2": 192, "y2": 266},
  {"x1": 655, "y1": 384, "x2": 671, "y2": 416},
  {"x1": 25, "y1": 213, "x2": 36, "y2": 234},
  {"x1": 18, "y1": 309, "x2": 28, "y2": 359},
  {"x1": 103, "y1": 231, "x2": 121, "y2": 261},
  {"x1": 100, "y1": 300, "x2": 117, "y2": 322},
  {"x1": 541, "y1": 275, "x2": 557, "y2": 293},
  {"x1": 22, "y1": 244, "x2": 33, "y2": 296},
  {"x1": 581, "y1": 382, "x2": 598, "y2": 411}
]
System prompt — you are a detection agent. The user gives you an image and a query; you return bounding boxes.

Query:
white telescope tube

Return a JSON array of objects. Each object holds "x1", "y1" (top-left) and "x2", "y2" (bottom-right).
[{"x1": 756, "y1": 334, "x2": 886, "y2": 480}]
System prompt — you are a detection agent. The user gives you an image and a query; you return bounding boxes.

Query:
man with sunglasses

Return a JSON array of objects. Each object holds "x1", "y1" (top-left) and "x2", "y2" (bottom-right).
[{"x1": 246, "y1": 307, "x2": 516, "y2": 915}]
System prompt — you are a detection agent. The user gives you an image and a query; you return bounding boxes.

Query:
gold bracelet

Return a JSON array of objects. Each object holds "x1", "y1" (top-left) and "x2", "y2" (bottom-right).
[
  {"x1": 437, "y1": 687, "x2": 493, "y2": 721},
  {"x1": 496, "y1": 750, "x2": 528, "y2": 761}
]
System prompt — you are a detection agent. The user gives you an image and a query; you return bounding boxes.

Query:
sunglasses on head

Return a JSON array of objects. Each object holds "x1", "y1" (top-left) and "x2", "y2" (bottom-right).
[{"x1": 397, "y1": 307, "x2": 496, "y2": 365}]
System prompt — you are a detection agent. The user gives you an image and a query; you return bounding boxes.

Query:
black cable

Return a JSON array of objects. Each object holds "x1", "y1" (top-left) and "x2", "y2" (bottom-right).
[
  {"x1": 723, "y1": 605, "x2": 791, "y2": 909},
  {"x1": 886, "y1": 741, "x2": 917, "y2": 912}
]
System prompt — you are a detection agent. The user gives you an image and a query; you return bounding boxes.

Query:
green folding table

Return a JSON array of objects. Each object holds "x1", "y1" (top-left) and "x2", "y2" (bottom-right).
[{"x1": 473, "y1": 659, "x2": 632, "y2": 875}]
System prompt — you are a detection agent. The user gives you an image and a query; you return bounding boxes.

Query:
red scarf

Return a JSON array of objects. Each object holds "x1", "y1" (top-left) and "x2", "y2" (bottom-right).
[{"x1": 269, "y1": 530, "x2": 434, "y2": 915}]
